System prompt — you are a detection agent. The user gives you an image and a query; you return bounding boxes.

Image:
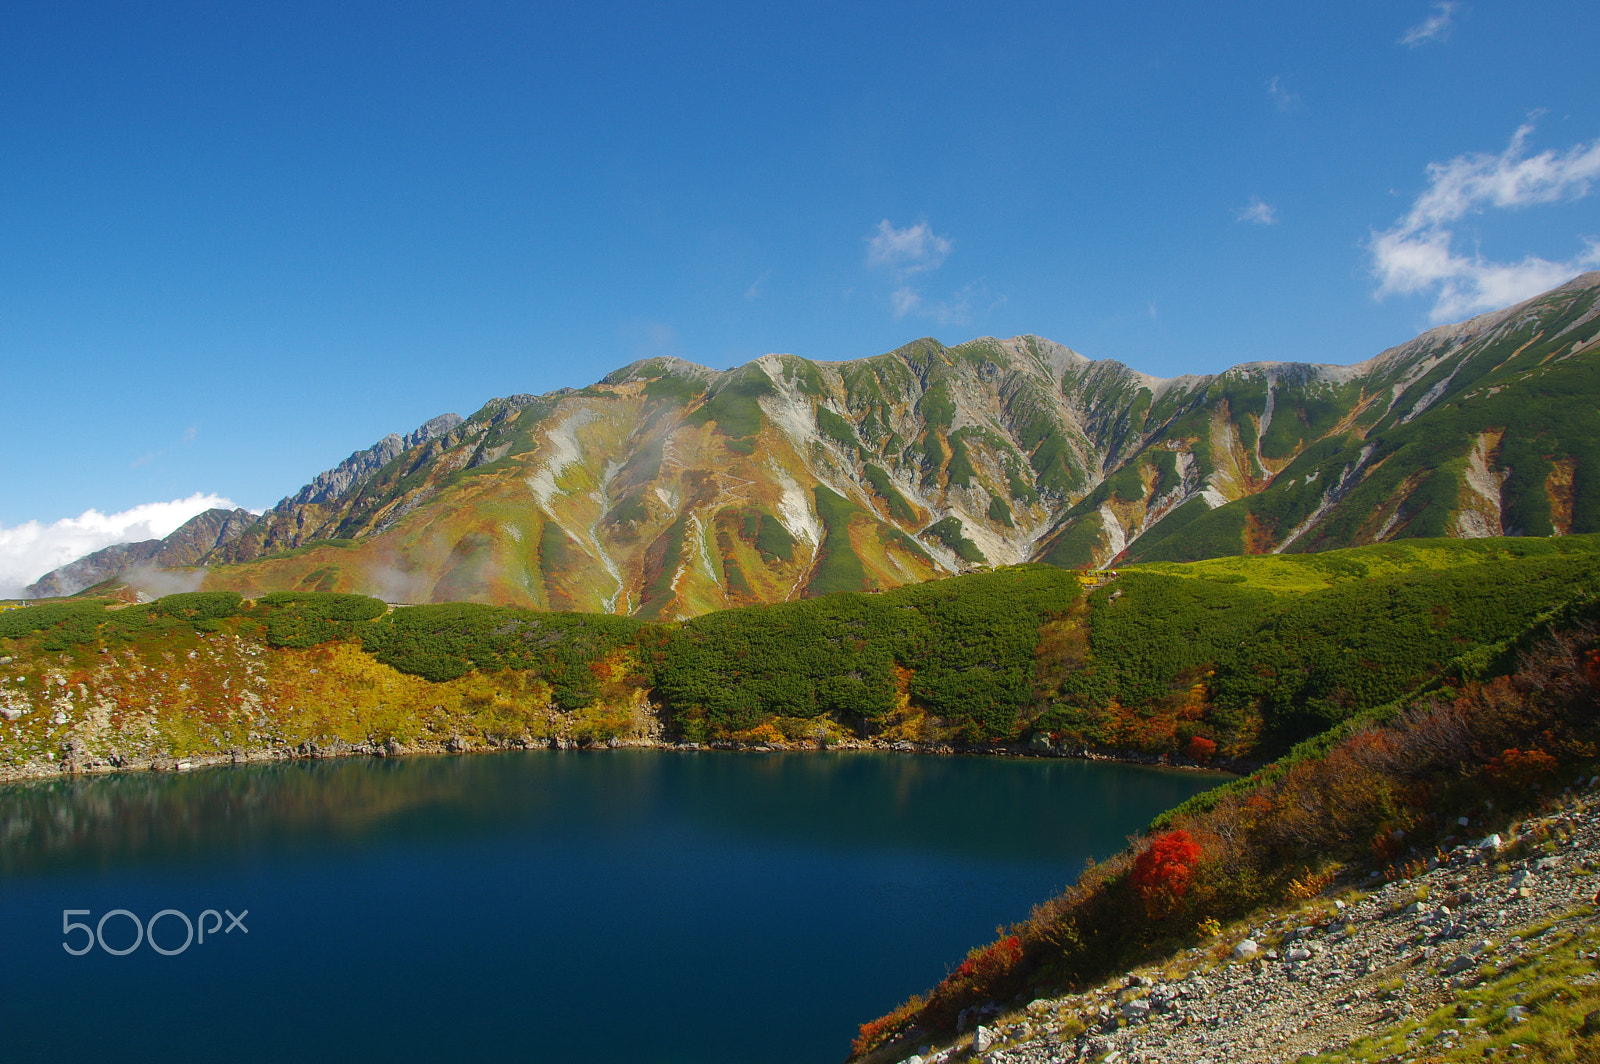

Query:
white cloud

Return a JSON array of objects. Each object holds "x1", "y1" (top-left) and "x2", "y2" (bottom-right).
[
  {"x1": 1370, "y1": 121, "x2": 1600, "y2": 320},
  {"x1": 890, "y1": 286, "x2": 922, "y2": 319},
  {"x1": 864, "y1": 219, "x2": 994, "y2": 324},
  {"x1": 1399, "y1": 2, "x2": 1458, "y2": 46},
  {"x1": 1266, "y1": 76, "x2": 1300, "y2": 113},
  {"x1": 0, "y1": 493, "x2": 239, "y2": 599},
  {"x1": 1236, "y1": 197, "x2": 1279, "y2": 225},
  {"x1": 743, "y1": 271, "x2": 770, "y2": 301},
  {"x1": 865, "y1": 219, "x2": 953, "y2": 277}
]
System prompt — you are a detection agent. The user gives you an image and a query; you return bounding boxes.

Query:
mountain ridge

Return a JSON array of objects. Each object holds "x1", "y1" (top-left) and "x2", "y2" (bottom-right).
[{"x1": 31, "y1": 272, "x2": 1600, "y2": 615}]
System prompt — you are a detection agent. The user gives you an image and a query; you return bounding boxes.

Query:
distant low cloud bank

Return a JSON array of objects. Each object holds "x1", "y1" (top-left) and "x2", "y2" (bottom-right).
[{"x1": 0, "y1": 493, "x2": 241, "y2": 599}]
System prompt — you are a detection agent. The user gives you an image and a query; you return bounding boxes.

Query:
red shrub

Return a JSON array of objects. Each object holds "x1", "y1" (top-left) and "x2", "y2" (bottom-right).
[
  {"x1": 1486, "y1": 747, "x2": 1560, "y2": 787},
  {"x1": 954, "y1": 935, "x2": 1023, "y2": 983},
  {"x1": 851, "y1": 996, "x2": 923, "y2": 1058},
  {"x1": 1131, "y1": 829, "x2": 1203, "y2": 917},
  {"x1": 1184, "y1": 735, "x2": 1217, "y2": 761}
]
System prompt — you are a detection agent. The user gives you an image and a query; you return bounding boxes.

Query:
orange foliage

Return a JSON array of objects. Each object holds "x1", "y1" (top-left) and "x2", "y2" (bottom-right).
[
  {"x1": 851, "y1": 996, "x2": 923, "y2": 1058},
  {"x1": 1131, "y1": 830, "x2": 1202, "y2": 918},
  {"x1": 953, "y1": 935, "x2": 1023, "y2": 984},
  {"x1": 1184, "y1": 735, "x2": 1217, "y2": 761},
  {"x1": 1486, "y1": 747, "x2": 1559, "y2": 787}
]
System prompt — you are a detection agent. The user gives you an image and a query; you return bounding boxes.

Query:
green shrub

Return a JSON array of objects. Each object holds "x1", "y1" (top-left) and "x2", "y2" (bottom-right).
[{"x1": 260, "y1": 591, "x2": 388, "y2": 648}]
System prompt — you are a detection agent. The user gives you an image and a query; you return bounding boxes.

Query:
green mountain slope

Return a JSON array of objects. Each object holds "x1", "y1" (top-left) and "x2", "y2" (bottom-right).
[{"x1": 33, "y1": 273, "x2": 1598, "y2": 616}]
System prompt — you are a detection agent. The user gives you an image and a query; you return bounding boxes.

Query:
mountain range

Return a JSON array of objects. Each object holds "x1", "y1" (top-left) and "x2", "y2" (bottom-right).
[{"x1": 32, "y1": 272, "x2": 1600, "y2": 616}]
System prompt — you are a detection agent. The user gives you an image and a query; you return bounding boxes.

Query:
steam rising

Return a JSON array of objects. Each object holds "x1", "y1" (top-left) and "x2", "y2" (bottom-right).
[{"x1": 123, "y1": 566, "x2": 208, "y2": 600}]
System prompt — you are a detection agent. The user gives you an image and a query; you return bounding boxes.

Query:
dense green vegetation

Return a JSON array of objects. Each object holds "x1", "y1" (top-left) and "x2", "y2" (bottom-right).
[
  {"x1": 687, "y1": 366, "x2": 775, "y2": 447},
  {"x1": 260, "y1": 591, "x2": 387, "y2": 647},
  {"x1": 863, "y1": 464, "x2": 918, "y2": 523},
  {"x1": 1039, "y1": 535, "x2": 1600, "y2": 756},
  {"x1": 657, "y1": 566, "x2": 1079, "y2": 741},
  {"x1": 8, "y1": 535, "x2": 1600, "y2": 757},
  {"x1": 360, "y1": 605, "x2": 645, "y2": 705},
  {"x1": 806, "y1": 487, "x2": 871, "y2": 596},
  {"x1": 923, "y1": 516, "x2": 986, "y2": 564}
]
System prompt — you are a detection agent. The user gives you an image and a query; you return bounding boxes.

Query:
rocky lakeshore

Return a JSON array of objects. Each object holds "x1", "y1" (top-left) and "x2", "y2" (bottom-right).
[
  {"x1": 0, "y1": 727, "x2": 1247, "y2": 786},
  {"x1": 883, "y1": 786, "x2": 1600, "y2": 1064}
]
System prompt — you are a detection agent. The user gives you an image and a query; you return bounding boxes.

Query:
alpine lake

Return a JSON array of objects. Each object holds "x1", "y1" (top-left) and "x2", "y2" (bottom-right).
[{"x1": 0, "y1": 749, "x2": 1225, "y2": 1062}]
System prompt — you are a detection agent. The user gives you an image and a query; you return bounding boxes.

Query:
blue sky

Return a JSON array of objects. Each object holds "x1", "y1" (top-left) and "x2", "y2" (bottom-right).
[{"x1": 2, "y1": 1, "x2": 1598, "y2": 590}]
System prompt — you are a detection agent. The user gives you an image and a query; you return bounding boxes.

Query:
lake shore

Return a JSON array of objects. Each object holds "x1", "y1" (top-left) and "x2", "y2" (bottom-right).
[{"x1": 0, "y1": 731, "x2": 1250, "y2": 786}]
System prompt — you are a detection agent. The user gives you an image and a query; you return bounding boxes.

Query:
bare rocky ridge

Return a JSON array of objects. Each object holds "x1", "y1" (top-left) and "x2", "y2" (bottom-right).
[
  {"x1": 25, "y1": 508, "x2": 257, "y2": 598},
  {"x1": 892, "y1": 789, "x2": 1600, "y2": 1064},
  {"x1": 280, "y1": 411, "x2": 465, "y2": 508}
]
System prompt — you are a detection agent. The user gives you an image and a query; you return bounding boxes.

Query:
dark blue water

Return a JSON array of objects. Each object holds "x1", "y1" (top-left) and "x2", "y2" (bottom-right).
[{"x1": 0, "y1": 751, "x2": 1223, "y2": 1062}]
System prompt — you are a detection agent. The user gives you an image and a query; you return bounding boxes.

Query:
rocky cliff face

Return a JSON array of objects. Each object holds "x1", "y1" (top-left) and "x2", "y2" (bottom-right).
[
  {"x1": 174, "y1": 272, "x2": 1600, "y2": 616},
  {"x1": 26, "y1": 508, "x2": 257, "y2": 598}
]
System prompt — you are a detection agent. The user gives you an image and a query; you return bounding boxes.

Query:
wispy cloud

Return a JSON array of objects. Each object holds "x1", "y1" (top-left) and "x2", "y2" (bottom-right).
[
  {"x1": 0, "y1": 493, "x2": 240, "y2": 598},
  {"x1": 865, "y1": 219, "x2": 953, "y2": 277},
  {"x1": 743, "y1": 271, "x2": 771, "y2": 301},
  {"x1": 890, "y1": 286, "x2": 922, "y2": 319},
  {"x1": 1236, "y1": 197, "x2": 1279, "y2": 225},
  {"x1": 1266, "y1": 76, "x2": 1300, "y2": 113},
  {"x1": 864, "y1": 220, "x2": 999, "y2": 326},
  {"x1": 618, "y1": 320, "x2": 681, "y2": 360},
  {"x1": 1399, "y1": 2, "x2": 1458, "y2": 47},
  {"x1": 1370, "y1": 120, "x2": 1600, "y2": 320}
]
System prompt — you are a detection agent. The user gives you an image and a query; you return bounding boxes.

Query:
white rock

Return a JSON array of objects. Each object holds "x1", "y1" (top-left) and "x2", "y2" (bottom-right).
[
  {"x1": 973, "y1": 1026, "x2": 994, "y2": 1054},
  {"x1": 1479, "y1": 834, "x2": 1503, "y2": 851},
  {"x1": 1232, "y1": 939, "x2": 1259, "y2": 960}
]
